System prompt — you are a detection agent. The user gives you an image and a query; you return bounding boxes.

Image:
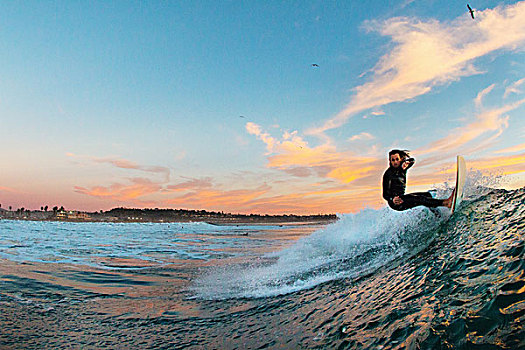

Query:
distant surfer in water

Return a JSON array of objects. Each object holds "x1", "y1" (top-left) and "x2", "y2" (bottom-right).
[{"x1": 382, "y1": 150, "x2": 454, "y2": 211}]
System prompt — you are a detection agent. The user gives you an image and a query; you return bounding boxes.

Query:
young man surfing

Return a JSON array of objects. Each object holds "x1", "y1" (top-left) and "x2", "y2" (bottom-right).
[{"x1": 382, "y1": 150, "x2": 454, "y2": 211}]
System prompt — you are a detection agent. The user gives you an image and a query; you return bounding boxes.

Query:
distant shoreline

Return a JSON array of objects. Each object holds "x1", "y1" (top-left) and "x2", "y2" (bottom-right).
[
  {"x1": 0, "y1": 218, "x2": 337, "y2": 226},
  {"x1": 0, "y1": 207, "x2": 338, "y2": 225}
]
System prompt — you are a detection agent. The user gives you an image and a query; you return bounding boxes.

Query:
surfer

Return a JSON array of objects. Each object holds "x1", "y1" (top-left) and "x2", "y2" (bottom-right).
[{"x1": 382, "y1": 150, "x2": 454, "y2": 211}]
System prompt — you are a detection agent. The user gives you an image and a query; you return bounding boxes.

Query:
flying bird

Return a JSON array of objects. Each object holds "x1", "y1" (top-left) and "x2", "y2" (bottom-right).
[
  {"x1": 239, "y1": 115, "x2": 246, "y2": 119},
  {"x1": 311, "y1": 63, "x2": 319, "y2": 67},
  {"x1": 467, "y1": 4, "x2": 475, "y2": 19}
]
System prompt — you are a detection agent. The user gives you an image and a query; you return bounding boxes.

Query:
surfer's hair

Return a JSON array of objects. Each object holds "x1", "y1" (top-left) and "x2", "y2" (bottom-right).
[{"x1": 389, "y1": 149, "x2": 410, "y2": 159}]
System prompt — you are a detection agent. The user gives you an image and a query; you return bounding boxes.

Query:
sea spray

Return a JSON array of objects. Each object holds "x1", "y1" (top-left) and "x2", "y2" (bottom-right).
[{"x1": 191, "y1": 205, "x2": 449, "y2": 300}]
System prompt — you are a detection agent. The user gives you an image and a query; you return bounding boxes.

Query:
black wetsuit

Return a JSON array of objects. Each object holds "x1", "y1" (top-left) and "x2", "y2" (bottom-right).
[{"x1": 382, "y1": 162, "x2": 444, "y2": 211}]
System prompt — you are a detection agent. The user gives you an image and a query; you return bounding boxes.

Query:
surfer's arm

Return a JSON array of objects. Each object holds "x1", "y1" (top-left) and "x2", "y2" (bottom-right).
[
  {"x1": 382, "y1": 172, "x2": 393, "y2": 201},
  {"x1": 402, "y1": 157, "x2": 415, "y2": 170}
]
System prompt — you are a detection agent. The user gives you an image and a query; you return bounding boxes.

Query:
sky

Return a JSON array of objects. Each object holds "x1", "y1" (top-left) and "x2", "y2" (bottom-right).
[{"x1": 0, "y1": 0, "x2": 524, "y2": 214}]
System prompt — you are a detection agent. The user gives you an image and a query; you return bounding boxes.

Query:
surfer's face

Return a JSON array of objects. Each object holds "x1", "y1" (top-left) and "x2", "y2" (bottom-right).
[{"x1": 390, "y1": 154, "x2": 402, "y2": 168}]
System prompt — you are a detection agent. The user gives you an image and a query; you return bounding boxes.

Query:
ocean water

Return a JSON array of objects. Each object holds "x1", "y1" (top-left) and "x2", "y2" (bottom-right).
[{"x1": 0, "y1": 187, "x2": 523, "y2": 349}]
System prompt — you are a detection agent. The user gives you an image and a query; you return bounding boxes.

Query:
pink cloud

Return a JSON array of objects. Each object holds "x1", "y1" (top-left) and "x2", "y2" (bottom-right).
[
  {"x1": 166, "y1": 177, "x2": 214, "y2": 191},
  {"x1": 74, "y1": 177, "x2": 162, "y2": 202}
]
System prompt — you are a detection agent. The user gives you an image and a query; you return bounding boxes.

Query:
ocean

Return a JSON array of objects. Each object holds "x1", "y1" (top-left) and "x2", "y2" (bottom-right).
[{"x1": 0, "y1": 186, "x2": 523, "y2": 349}]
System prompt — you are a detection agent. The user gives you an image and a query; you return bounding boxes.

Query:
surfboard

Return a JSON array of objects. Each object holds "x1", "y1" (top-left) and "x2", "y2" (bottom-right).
[{"x1": 451, "y1": 156, "x2": 467, "y2": 214}]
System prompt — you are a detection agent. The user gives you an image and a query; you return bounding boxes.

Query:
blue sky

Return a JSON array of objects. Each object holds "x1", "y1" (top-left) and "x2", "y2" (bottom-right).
[{"x1": 1, "y1": 0, "x2": 524, "y2": 213}]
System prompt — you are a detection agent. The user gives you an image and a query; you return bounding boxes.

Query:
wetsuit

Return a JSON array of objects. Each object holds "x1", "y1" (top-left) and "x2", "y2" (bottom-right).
[{"x1": 382, "y1": 162, "x2": 444, "y2": 211}]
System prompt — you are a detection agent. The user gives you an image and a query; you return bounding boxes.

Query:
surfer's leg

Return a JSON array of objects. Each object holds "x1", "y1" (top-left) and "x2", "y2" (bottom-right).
[
  {"x1": 410, "y1": 192, "x2": 434, "y2": 198},
  {"x1": 400, "y1": 193, "x2": 445, "y2": 209}
]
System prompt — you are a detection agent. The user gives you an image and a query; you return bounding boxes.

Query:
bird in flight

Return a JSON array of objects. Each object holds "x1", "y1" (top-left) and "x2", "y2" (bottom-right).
[
  {"x1": 311, "y1": 63, "x2": 319, "y2": 67},
  {"x1": 467, "y1": 4, "x2": 475, "y2": 19},
  {"x1": 239, "y1": 115, "x2": 246, "y2": 119}
]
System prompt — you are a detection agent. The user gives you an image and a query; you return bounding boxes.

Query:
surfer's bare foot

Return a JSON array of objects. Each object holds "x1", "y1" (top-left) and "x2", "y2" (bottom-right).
[{"x1": 443, "y1": 189, "x2": 455, "y2": 208}]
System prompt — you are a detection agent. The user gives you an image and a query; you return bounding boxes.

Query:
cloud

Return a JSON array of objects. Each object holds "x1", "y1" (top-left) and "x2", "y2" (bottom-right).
[
  {"x1": 93, "y1": 157, "x2": 170, "y2": 180},
  {"x1": 95, "y1": 158, "x2": 140, "y2": 170},
  {"x1": 246, "y1": 123, "x2": 384, "y2": 187},
  {"x1": 307, "y1": 1, "x2": 525, "y2": 136},
  {"x1": 70, "y1": 154, "x2": 173, "y2": 205},
  {"x1": 164, "y1": 184, "x2": 272, "y2": 211},
  {"x1": 161, "y1": 179, "x2": 383, "y2": 214},
  {"x1": 349, "y1": 132, "x2": 375, "y2": 142},
  {"x1": 363, "y1": 109, "x2": 386, "y2": 119},
  {"x1": 493, "y1": 143, "x2": 525, "y2": 154},
  {"x1": 416, "y1": 97, "x2": 525, "y2": 164},
  {"x1": 74, "y1": 177, "x2": 163, "y2": 202},
  {"x1": 245, "y1": 82, "x2": 524, "y2": 213},
  {"x1": 469, "y1": 153, "x2": 525, "y2": 175},
  {"x1": 475, "y1": 84, "x2": 496, "y2": 109},
  {"x1": 67, "y1": 153, "x2": 171, "y2": 182},
  {"x1": 504, "y1": 77, "x2": 525, "y2": 98},
  {"x1": 282, "y1": 167, "x2": 314, "y2": 178},
  {"x1": 247, "y1": 122, "x2": 311, "y2": 156},
  {"x1": 0, "y1": 186, "x2": 19, "y2": 193},
  {"x1": 166, "y1": 177, "x2": 213, "y2": 191},
  {"x1": 246, "y1": 122, "x2": 276, "y2": 154},
  {"x1": 235, "y1": 185, "x2": 385, "y2": 214}
]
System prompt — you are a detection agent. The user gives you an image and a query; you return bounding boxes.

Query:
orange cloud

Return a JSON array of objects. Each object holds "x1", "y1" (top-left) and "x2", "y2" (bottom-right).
[
  {"x1": 72, "y1": 152, "x2": 523, "y2": 214},
  {"x1": 245, "y1": 112, "x2": 523, "y2": 213},
  {"x1": 469, "y1": 153, "x2": 525, "y2": 175},
  {"x1": 74, "y1": 178, "x2": 162, "y2": 202},
  {"x1": 245, "y1": 122, "x2": 383, "y2": 187},
  {"x1": 164, "y1": 184, "x2": 272, "y2": 211},
  {"x1": 269, "y1": 145, "x2": 381, "y2": 184},
  {"x1": 406, "y1": 153, "x2": 525, "y2": 190},
  {"x1": 237, "y1": 185, "x2": 384, "y2": 214}
]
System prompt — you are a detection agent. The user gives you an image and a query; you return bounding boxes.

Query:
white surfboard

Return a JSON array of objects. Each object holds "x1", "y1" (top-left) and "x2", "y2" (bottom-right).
[{"x1": 451, "y1": 156, "x2": 467, "y2": 214}]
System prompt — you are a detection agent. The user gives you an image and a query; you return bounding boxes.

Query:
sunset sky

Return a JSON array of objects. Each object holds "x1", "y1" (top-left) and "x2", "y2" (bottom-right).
[{"x1": 1, "y1": 0, "x2": 524, "y2": 214}]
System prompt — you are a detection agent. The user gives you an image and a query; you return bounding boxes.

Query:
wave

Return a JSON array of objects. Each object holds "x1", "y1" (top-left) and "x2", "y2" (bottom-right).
[
  {"x1": 191, "y1": 172, "x2": 518, "y2": 300},
  {"x1": 192, "y1": 205, "x2": 452, "y2": 300}
]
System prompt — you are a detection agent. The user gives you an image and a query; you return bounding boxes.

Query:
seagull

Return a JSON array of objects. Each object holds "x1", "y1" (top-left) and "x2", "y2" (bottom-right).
[
  {"x1": 467, "y1": 4, "x2": 475, "y2": 19},
  {"x1": 311, "y1": 63, "x2": 319, "y2": 67}
]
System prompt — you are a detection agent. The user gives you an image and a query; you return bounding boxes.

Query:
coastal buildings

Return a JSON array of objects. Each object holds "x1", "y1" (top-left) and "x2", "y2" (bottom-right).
[{"x1": 56, "y1": 210, "x2": 91, "y2": 221}]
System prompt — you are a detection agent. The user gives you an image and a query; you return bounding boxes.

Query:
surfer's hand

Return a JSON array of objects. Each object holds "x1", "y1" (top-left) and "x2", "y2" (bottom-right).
[
  {"x1": 393, "y1": 196, "x2": 403, "y2": 205},
  {"x1": 402, "y1": 157, "x2": 414, "y2": 170}
]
